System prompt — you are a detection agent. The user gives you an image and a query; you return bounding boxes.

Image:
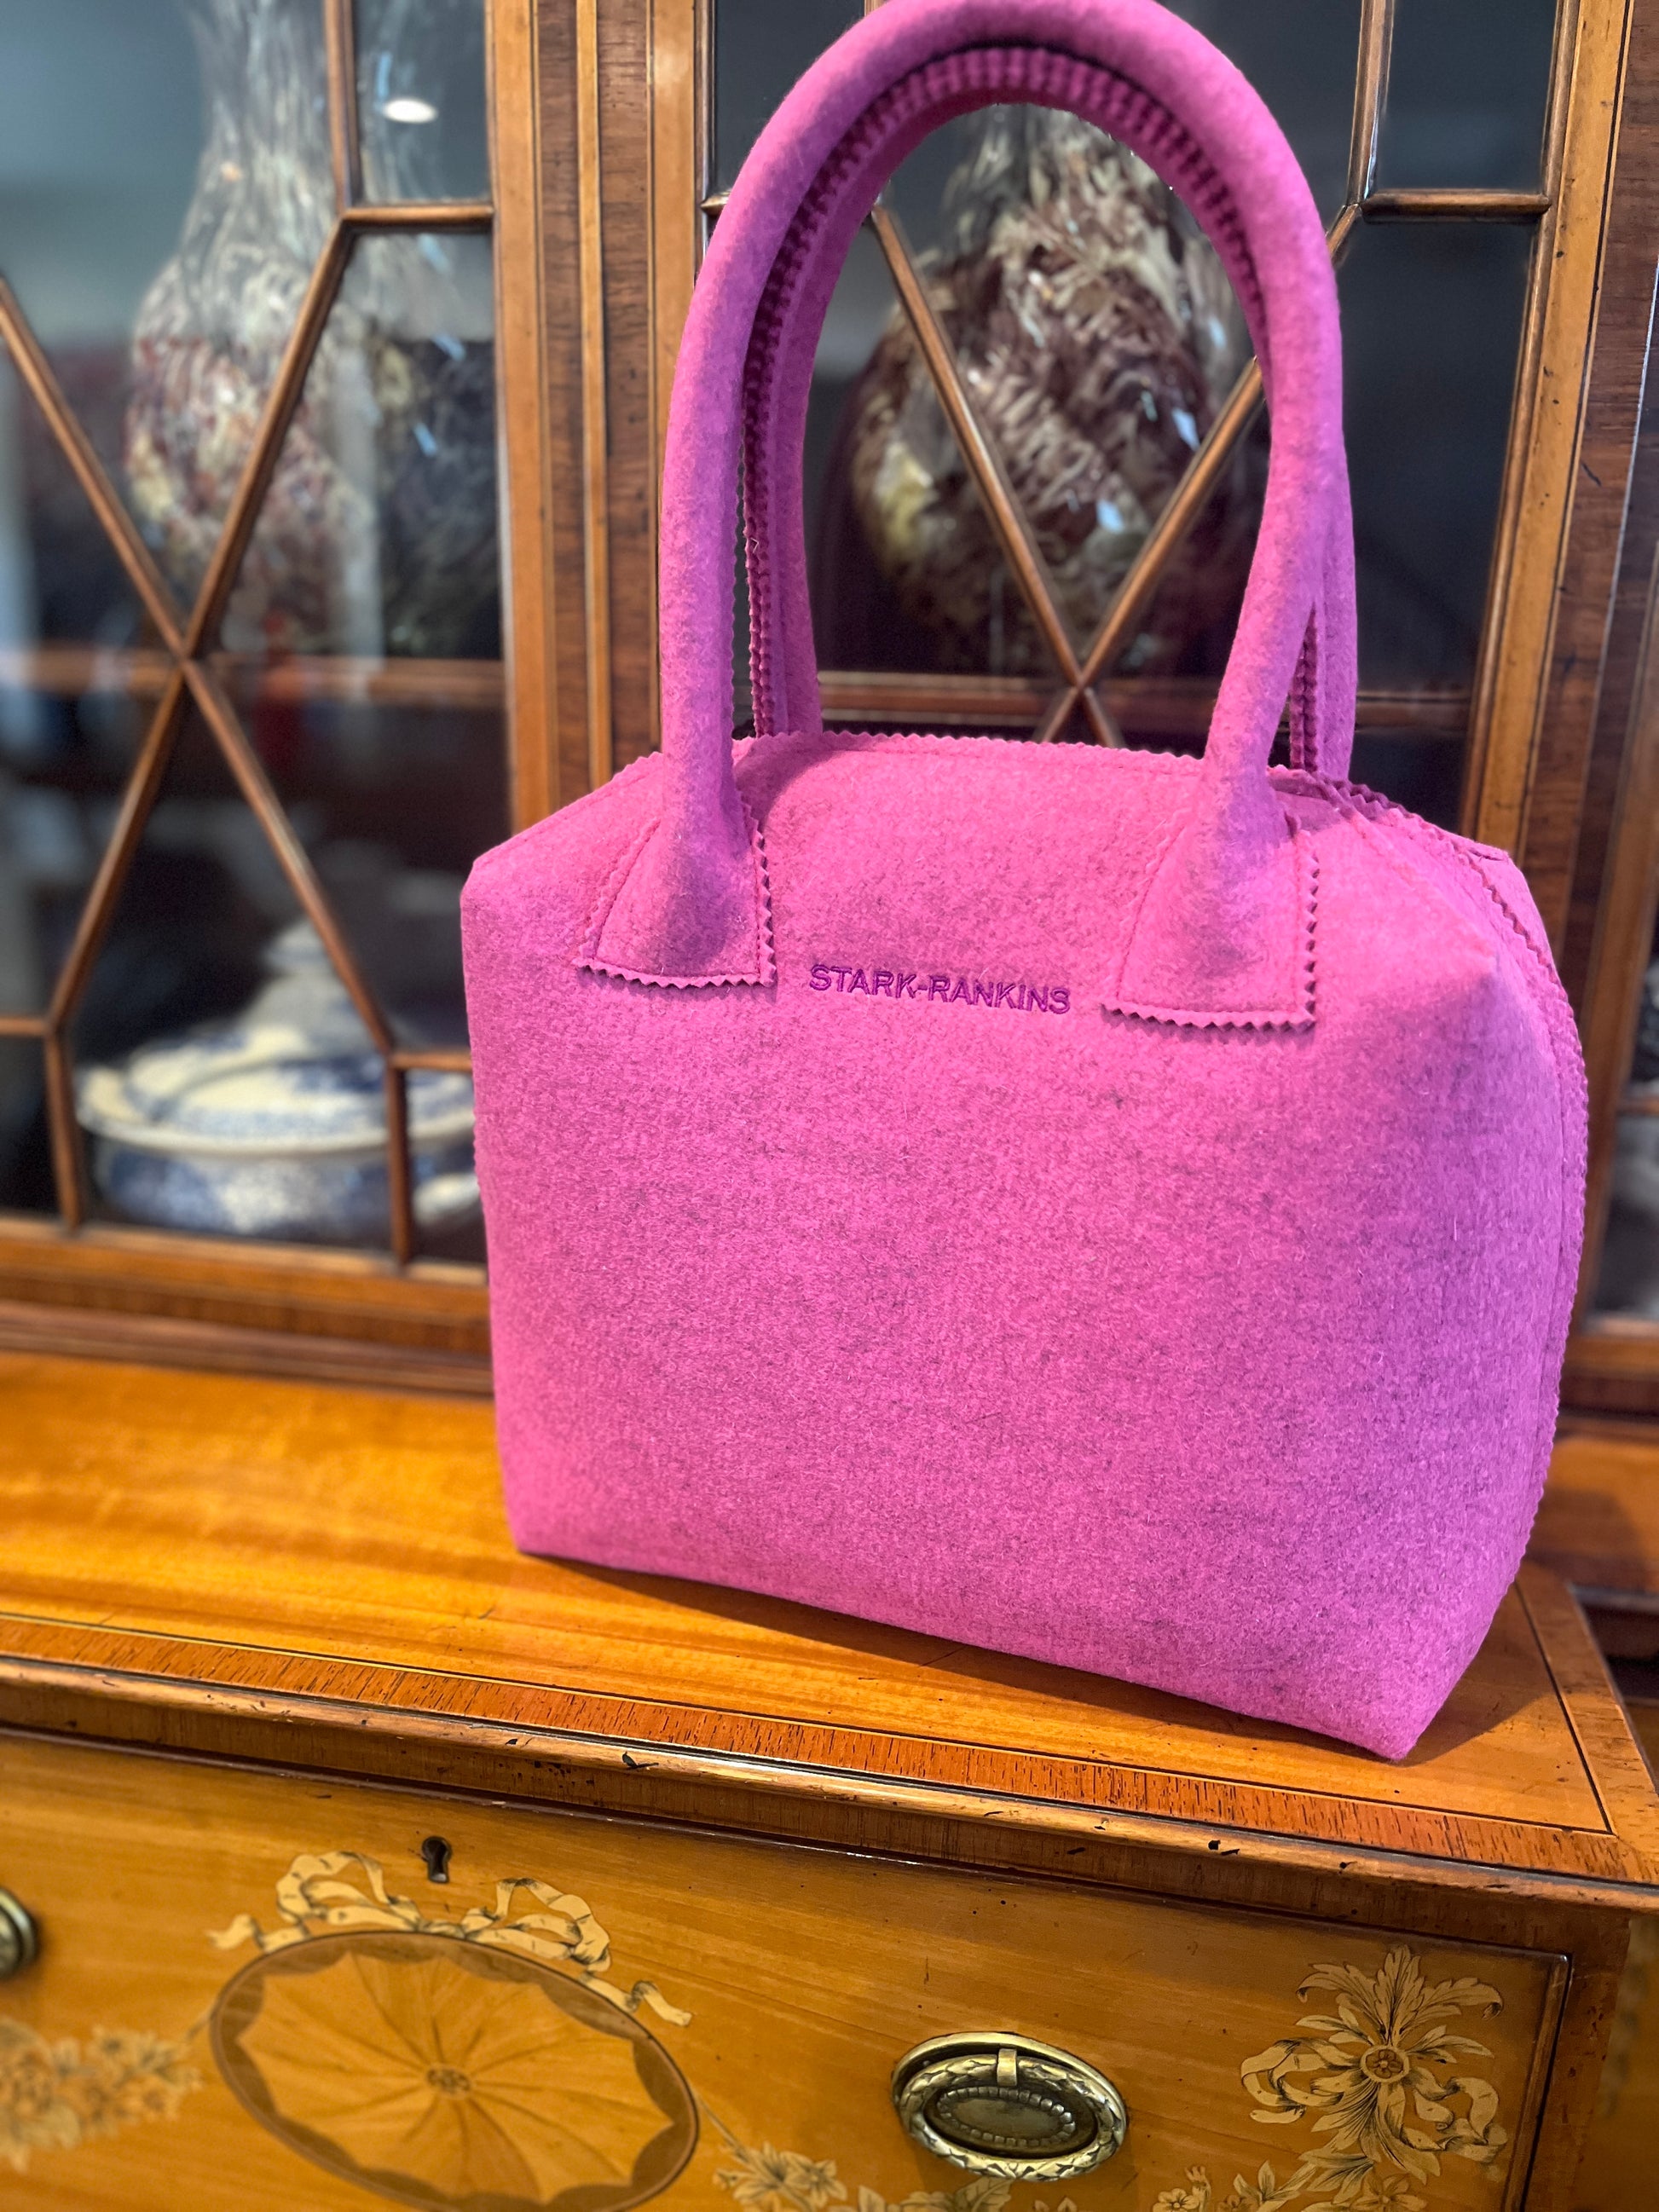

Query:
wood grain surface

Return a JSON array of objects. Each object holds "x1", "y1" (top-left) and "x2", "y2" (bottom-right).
[
  {"x1": 1569, "y1": 1918, "x2": 1659, "y2": 2209},
  {"x1": 0, "y1": 1731, "x2": 1571, "y2": 2212},
  {"x1": 1, "y1": 1354, "x2": 1656, "y2": 1892},
  {"x1": 1535, "y1": 1419, "x2": 1659, "y2": 1594}
]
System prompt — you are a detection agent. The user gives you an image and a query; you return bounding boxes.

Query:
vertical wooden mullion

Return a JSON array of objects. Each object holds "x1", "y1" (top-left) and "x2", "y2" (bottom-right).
[
  {"x1": 576, "y1": 0, "x2": 614, "y2": 789},
  {"x1": 492, "y1": 0, "x2": 560, "y2": 824},
  {"x1": 1464, "y1": 0, "x2": 1644, "y2": 921},
  {"x1": 324, "y1": 0, "x2": 366, "y2": 211},
  {"x1": 1348, "y1": 0, "x2": 1396, "y2": 207},
  {"x1": 649, "y1": 0, "x2": 702, "y2": 751},
  {"x1": 40, "y1": 1030, "x2": 88, "y2": 1232},
  {"x1": 496, "y1": 0, "x2": 593, "y2": 819},
  {"x1": 1459, "y1": 0, "x2": 1587, "y2": 852},
  {"x1": 1572, "y1": 542, "x2": 1659, "y2": 1323},
  {"x1": 597, "y1": 0, "x2": 665, "y2": 776},
  {"x1": 384, "y1": 1065, "x2": 416, "y2": 1264}
]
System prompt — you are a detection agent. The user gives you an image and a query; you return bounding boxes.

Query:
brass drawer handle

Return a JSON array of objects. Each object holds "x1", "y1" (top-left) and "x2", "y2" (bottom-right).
[
  {"x1": 0, "y1": 1889, "x2": 38, "y2": 1981},
  {"x1": 891, "y1": 2032, "x2": 1127, "y2": 2180}
]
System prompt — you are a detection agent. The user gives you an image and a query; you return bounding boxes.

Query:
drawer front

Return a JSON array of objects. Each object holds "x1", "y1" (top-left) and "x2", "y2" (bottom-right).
[{"x1": 0, "y1": 1733, "x2": 1564, "y2": 2212}]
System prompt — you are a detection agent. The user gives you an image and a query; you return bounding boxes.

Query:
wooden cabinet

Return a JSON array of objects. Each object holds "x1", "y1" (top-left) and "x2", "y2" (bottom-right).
[
  {"x1": 0, "y1": 1730, "x2": 1577, "y2": 2212},
  {"x1": 3, "y1": 3, "x2": 1659, "y2": 2202},
  {"x1": 0, "y1": 1352, "x2": 1656, "y2": 2210}
]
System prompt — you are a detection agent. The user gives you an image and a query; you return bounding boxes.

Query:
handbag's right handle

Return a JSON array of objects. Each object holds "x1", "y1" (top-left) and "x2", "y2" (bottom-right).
[
  {"x1": 736, "y1": 47, "x2": 1356, "y2": 777},
  {"x1": 583, "y1": 0, "x2": 1347, "y2": 1010}
]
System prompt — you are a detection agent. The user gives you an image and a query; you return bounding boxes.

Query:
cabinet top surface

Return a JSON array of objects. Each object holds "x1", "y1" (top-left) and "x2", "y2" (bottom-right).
[{"x1": 2, "y1": 1352, "x2": 1656, "y2": 1889}]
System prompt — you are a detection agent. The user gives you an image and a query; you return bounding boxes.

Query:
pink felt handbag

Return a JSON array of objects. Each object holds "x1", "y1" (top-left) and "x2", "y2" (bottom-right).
[{"x1": 462, "y1": 0, "x2": 1587, "y2": 1759}]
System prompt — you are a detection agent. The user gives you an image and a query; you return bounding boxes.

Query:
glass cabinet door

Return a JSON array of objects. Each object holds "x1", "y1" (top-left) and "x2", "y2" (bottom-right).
[
  {"x1": 0, "y1": 0, "x2": 500, "y2": 1273},
  {"x1": 0, "y1": 0, "x2": 1650, "y2": 1384}
]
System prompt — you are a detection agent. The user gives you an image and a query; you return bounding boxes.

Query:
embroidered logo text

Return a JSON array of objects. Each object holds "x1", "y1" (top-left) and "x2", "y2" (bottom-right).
[{"x1": 810, "y1": 964, "x2": 1070, "y2": 1014}]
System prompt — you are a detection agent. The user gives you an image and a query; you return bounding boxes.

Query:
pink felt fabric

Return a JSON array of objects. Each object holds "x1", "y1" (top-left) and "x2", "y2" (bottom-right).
[{"x1": 462, "y1": 0, "x2": 1587, "y2": 1759}]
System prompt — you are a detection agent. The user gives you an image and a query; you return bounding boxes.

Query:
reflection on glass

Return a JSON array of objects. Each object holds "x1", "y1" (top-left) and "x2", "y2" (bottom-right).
[
  {"x1": 0, "y1": 303, "x2": 155, "y2": 1022},
  {"x1": 0, "y1": 0, "x2": 204, "y2": 589},
  {"x1": 714, "y1": 0, "x2": 862, "y2": 188},
  {"x1": 1347, "y1": 734, "x2": 1464, "y2": 833},
  {"x1": 0, "y1": 1040, "x2": 50, "y2": 1215},
  {"x1": 128, "y1": 0, "x2": 336, "y2": 602},
  {"x1": 0, "y1": 334, "x2": 153, "y2": 1021},
  {"x1": 223, "y1": 680, "x2": 506, "y2": 1048},
  {"x1": 802, "y1": 228, "x2": 1009, "y2": 679},
  {"x1": 0, "y1": 0, "x2": 336, "y2": 605},
  {"x1": 1341, "y1": 223, "x2": 1531, "y2": 687},
  {"x1": 223, "y1": 231, "x2": 498, "y2": 657},
  {"x1": 77, "y1": 709, "x2": 295, "y2": 1066},
  {"x1": 356, "y1": 0, "x2": 488, "y2": 204},
  {"x1": 1136, "y1": 0, "x2": 1362, "y2": 219},
  {"x1": 1379, "y1": 0, "x2": 1558, "y2": 190},
  {"x1": 1127, "y1": 408, "x2": 1265, "y2": 724},
  {"x1": 877, "y1": 109, "x2": 1251, "y2": 669},
  {"x1": 72, "y1": 706, "x2": 403, "y2": 1253},
  {"x1": 0, "y1": 690, "x2": 147, "y2": 1018},
  {"x1": 0, "y1": 349, "x2": 147, "y2": 650},
  {"x1": 1597, "y1": 945, "x2": 1659, "y2": 1317}
]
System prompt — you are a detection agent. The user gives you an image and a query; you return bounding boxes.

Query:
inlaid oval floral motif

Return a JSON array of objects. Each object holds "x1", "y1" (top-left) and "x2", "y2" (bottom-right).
[{"x1": 211, "y1": 1930, "x2": 697, "y2": 2212}]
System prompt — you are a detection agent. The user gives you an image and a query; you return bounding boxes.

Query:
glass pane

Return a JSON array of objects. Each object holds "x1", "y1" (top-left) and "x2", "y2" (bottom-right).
[
  {"x1": 0, "y1": 0, "x2": 333, "y2": 605},
  {"x1": 1342, "y1": 222, "x2": 1532, "y2": 688},
  {"x1": 417, "y1": 1101, "x2": 483, "y2": 1264},
  {"x1": 72, "y1": 704, "x2": 398, "y2": 1250},
  {"x1": 802, "y1": 226, "x2": 1029, "y2": 679},
  {"x1": 0, "y1": 688, "x2": 149, "y2": 1016},
  {"x1": 0, "y1": 343, "x2": 149, "y2": 650},
  {"x1": 0, "y1": 1038, "x2": 51, "y2": 1215},
  {"x1": 219, "y1": 673, "x2": 506, "y2": 1049},
  {"x1": 712, "y1": 0, "x2": 1362, "y2": 216},
  {"x1": 884, "y1": 109, "x2": 1253, "y2": 660},
  {"x1": 1127, "y1": 407, "x2": 1266, "y2": 713},
  {"x1": 1160, "y1": 0, "x2": 1362, "y2": 222},
  {"x1": 223, "y1": 230, "x2": 498, "y2": 657},
  {"x1": 1347, "y1": 732, "x2": 1465, "y2": 832},
  {"x1": 1597, "y1": 938, "x2": 1659, "y2": 1316},
  {"x1": 0, "y1": 324, "x2": 156, "y2": 1014},
  {"x1": 714, "y1": 0, "x2": 862, "y2": 189},
  {"x1": 1378, "y1": 0, "x2": 1558, "y2": 190},
  {"x1": 356, "y1": 0, "x2": 489, "y2": 205}
]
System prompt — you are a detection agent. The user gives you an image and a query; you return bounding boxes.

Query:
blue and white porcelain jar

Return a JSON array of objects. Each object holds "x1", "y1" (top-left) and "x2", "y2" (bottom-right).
[{"x1": 78, "y1": 921, "x2": 477, "y2": 1245}]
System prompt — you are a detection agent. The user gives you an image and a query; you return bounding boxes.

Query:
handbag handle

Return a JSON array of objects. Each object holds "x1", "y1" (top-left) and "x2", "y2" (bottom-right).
[
  {"x1": 581, "y1": 0, "x2": 1350, "y2": 1017},
  {"x1": 736, "y1": 47, "x2": 1356, "y2": 779}
]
